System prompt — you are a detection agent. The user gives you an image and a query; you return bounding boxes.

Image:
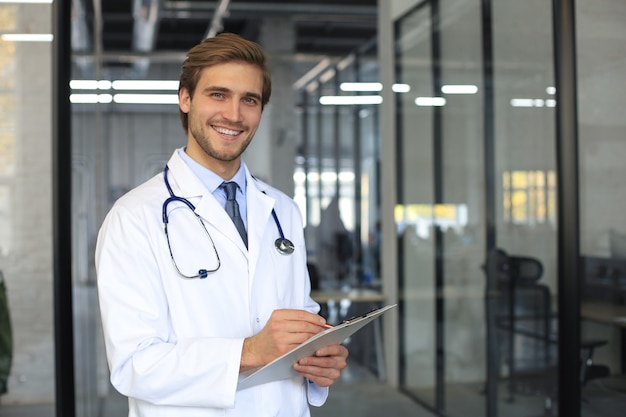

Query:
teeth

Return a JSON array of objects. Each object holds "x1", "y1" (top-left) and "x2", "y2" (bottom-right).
[{"x1": 214, "y1": 126, "x2": 240, "y2": 136}]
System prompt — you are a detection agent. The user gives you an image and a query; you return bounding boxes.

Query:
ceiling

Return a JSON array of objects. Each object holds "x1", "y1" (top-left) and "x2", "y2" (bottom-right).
[{"x1": 72, "y1": 0, "x2": 378, "y2": 84}]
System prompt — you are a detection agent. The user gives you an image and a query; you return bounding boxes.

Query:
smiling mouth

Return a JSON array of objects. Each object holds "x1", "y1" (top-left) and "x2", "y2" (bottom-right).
[{"x1": 212, "y1": 125, "x2": 243, "y2": 137}]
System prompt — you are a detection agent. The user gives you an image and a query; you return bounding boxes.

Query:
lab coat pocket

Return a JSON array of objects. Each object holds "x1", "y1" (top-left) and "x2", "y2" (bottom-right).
[{"x1": 270, "y1": 246, "x2": 307, "y2": 308}]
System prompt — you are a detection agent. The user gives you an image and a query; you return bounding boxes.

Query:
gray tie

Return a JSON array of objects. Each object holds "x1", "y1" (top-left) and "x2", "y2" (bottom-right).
[{"x1": 221, "y1": 181, "x2": 248, "y2": 248}]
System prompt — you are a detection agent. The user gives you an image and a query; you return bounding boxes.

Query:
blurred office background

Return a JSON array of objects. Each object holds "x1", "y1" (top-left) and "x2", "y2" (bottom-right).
[{"x1": 1, "y1": 0, "x2": 626, "y2": 416}]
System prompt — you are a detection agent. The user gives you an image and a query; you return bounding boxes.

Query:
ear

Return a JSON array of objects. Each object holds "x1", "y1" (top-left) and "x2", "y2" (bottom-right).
[{"x1": 179, "y1": 87, "x2": 191, "y2": 113}]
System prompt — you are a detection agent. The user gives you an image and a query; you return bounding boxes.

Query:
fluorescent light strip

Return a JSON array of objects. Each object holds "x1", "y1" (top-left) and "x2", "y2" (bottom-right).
[
  {"x1": 415, "y1": 97, "x2": 446, "y2": 107},
  {"x1": 70, "y1": 80, "x2": 112, "y2": 90},
  {"x1": 113, "y1": 94, "x2": 178, "y2": 104},
  {"x1": 111, "y1": 80, "x2": 179, "y2": 90},
  {"x1": 339, "y1": 82, "x2": 412, "y2": 93},
  {"x1": 70, "y1": 94, "x2": 113, "y2": 104},
  {"x1": 1, "y1": 33, "x2": 53, "y2": 42},
  {"x1": 441, "y1": 84, "x2": 478, "y2": 94},
  {"x1": 70, "y1": 93, "x2": 179, "y2": 105},
  {"x1": 71, "y1": 80, "x2": 179, "y2": 91},
  {"x1": 510, "y1": 98, "x2": 556, "y2": 108},
  {"x1": 319, "y1": 68, "x2": 336, "y2": 84},
  {"x1": 511, "y1": 99, "x2": 534, "y2": 107},
  {"x1": 0, "y1": 0, "x2": 52, "y2": 3},
  {"x1": 340, "y1": 82, "x2": 382, "y2": 92},
  {"x1": 392, "y1": 83, "x2": 411, "y2": 93},
  {"x1": 319, "y1": 95, "x2": 383, "y2": 106}
]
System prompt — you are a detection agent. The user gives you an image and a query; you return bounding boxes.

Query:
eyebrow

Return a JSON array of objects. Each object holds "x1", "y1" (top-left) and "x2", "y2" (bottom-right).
[{"x1": 203, "y1": 86, "x2": 262, "y2": 102}]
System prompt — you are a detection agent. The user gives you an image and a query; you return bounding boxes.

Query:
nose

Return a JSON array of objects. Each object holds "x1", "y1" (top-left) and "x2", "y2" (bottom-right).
[{"x1": 221, "y1": 99, "x2": 243, "y2": 122}]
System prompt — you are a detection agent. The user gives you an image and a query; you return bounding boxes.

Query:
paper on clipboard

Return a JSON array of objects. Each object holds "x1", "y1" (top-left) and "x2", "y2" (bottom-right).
[{"x1": 237, "y1": 304, "x2": 397, "y2": 390}]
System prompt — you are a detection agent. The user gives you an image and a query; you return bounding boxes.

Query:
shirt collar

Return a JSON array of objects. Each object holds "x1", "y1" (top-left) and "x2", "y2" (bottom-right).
[{"x1": 177, "y1": 147, "x2": 247, "y2": 195}]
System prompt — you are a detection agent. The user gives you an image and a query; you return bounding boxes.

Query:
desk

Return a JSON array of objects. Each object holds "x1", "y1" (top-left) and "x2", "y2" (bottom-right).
[
  {"x1": 310, "y1": 289, "x2": 386, "y2": 304},
  {"x1": 581, "y1": 301, "x2": 626, "y2": 328},
  {"x1": 310, "y1": 289, "x2": 387, "y2": 380},
  {"x1": 581, "y1": 301, "x2": 626, "y2": 373}
]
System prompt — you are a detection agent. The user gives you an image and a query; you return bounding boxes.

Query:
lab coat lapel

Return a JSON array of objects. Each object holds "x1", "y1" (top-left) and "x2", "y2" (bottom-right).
[
  {"x1": 165, "y1": 152, "x2": 249, "y2": 252},
  {"x1": 245, "y1": 173, "x2": 275, "y2": 282}
]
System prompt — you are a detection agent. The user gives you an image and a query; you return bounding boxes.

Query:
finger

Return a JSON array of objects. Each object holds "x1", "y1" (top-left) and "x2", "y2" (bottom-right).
[
  {"x1": 298, "y1": 355, "x2": 345, "y2": 370},
  {"x1": 274, "y1": 309, "x2": 328, "y2": 327},
  {"x1": 315, "y1": 344, "x2": 349, "y2": 359},
  {"x1": 293, "y1": 363, "x2": 342, "y2": 387},
  {"x1": 271, "y1": 311, "x2": 329, "y2": 337}
]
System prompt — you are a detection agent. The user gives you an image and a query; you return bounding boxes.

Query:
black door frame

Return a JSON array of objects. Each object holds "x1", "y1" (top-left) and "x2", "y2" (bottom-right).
[{"x1": 53, "y1": 0, "x2": 76, "y2": 416}]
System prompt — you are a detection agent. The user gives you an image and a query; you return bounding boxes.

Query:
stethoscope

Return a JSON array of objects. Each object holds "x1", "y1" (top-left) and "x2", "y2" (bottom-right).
[{"x1": 162, "y1": 165, "x2": 294, "y2": 279}]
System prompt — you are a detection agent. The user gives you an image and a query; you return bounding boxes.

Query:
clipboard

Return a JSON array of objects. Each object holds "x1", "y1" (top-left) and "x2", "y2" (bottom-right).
[{"x1": 238, "y1": 303, "x2": 397, "y2": 390}]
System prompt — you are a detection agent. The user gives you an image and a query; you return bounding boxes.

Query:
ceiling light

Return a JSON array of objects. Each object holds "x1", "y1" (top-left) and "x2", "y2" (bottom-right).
[
  {"x1": 319, "y1": 68, "x2": 336, "y2": 84},
  {"x1": 293, "y1": 58, "x2": 332, "y2": 90},
  {"x1": 392, "y1": 84, "x2": 411, "y2": 93},
  {"x1": 0, "y1": 0, "x2": 52, "y2": 3},
  {"x1": 305, "y1": 81, "x2": 319, "y2": 93},
  {"x1": 70, "y1": 94, "x2": 113, "y2": 104},
  {"x1": 1, "y1": 33, "x2": 53, "y2": 42},
  {"x1": 415, "y1": 97, "x2": 446, "y2": 107},
  {"x1": 113, "y1": 94, "x2": 178, "y2": 104},
  {"x1": 510, "y1": 99, "x2": 534, "y2": 107},
  {"x1": 319, "y1": 95, "x2": 383, "y2": 106},
  {"x1": 340, "y1": 82, "x2": 382, "y2": 92},
  {"x1": 70, "y1": 80, "x2": 112, "y2": 90},
  {"x1": 510, "y1": 98, "x2": 557, "y2": 108},
  {"x1": 441, "y1": 84, "x2": 478, "y2": 94},
  {"x1": 111, "y1": 80, "x2": 179, "y2": 90}
]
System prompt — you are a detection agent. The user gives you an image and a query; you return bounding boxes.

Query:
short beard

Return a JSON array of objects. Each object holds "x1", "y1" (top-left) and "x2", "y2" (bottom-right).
[{"x1": 190, "y1": 124, "x2": 253, "y2": 162}]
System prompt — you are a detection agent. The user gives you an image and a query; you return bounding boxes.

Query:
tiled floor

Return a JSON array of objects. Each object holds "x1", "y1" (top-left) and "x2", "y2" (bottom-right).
[
  {"x1": 0, "y1": 363, "x2": 433, "y2": 417},
  {"x1": 2, "y1": 366, "x2": 624, "y2": 417},
  {"x1": 310, "y1": 363, "x2": 434, "y2": 417}
]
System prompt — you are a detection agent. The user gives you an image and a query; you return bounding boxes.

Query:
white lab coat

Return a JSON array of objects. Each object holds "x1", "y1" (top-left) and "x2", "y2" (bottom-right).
[{"x1": 96, "y1": 150, "x2": 328, "y2": 417}]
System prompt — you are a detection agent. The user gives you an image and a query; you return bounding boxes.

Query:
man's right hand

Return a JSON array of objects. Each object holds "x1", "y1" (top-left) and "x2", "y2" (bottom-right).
[{"x1": 240, "y1": 309, "x2": 329, "y2": 372}]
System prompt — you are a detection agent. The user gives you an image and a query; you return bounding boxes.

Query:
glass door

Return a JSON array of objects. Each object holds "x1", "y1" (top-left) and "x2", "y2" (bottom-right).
[
  {"x1": 577, "y1": 0, "x2": 626, "y2": 415},
  {"x1": 395, "y1": 2, "x2": 438, "y2": 410},
  {"x1": 395, "y1": 1, "x2": 559, "y2": 416}
]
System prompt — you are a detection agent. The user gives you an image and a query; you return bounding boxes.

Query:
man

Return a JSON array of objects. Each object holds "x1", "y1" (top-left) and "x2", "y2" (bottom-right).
[{"x1": 96, "y1": 33, "x2": 348, "y2": 417}]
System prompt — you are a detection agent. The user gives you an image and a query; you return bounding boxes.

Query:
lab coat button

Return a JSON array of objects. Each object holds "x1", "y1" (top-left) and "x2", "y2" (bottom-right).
[{"x1": 256, "y1": 317, "x2": 260, "y2": 323}]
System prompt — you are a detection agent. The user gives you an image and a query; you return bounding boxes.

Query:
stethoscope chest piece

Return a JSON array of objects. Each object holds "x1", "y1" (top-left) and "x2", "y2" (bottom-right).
[{"x1": 275, "y1": 238, "x2": 295, "y2": 255}]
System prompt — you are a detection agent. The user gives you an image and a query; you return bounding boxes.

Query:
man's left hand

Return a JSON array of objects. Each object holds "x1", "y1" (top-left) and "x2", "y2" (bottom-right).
[{"x1": 293, "y1": 344, "x2": 349, "y2": 387}]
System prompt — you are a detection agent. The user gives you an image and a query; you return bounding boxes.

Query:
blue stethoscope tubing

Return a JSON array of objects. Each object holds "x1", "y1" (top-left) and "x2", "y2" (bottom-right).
[{"x1": 162, "y1": 165, "x2": 294, "y2": 263}]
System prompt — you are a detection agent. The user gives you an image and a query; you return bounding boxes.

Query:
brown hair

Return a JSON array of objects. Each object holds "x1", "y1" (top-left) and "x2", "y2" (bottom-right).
[{"x1": 178, "y1": 32, "x2": 272, "y2": 132}]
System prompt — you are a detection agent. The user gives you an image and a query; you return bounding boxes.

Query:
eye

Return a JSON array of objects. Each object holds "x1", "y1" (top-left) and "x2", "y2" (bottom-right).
[
  {"x1": 211, "y1": 92, "x2": 225, "y2": 99},
  {"x1": 243, "y1": 97, "x2": 259, "y2": 105}
]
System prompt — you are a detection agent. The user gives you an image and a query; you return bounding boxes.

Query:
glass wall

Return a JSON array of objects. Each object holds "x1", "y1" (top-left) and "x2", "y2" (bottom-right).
[
  {"x1": 298, "y1": 54, "x2": 382, "y2": 293},
  {"x1": 71, "y1": 65, "x2": 183, "y2": 416},
  {"x1": 0, "y1": 0, "x2": 55, "y2": 412},
  {"x1": 395, "y1": 0, "x2": 559, "y2": 416},
  {"x1": 357, "y1": 55, "x2": 382, "y2": 286},
  {"x1": 389, "y1": 0, "x2": 626, "y2": 415},
  {"x1": 394, "y1": 2, "x2": 438, "y2": 409},
  {"x1": 577, "y1": 0, "x2": 626, "y2": 415},
  {"x1": 491, "y1": 1, "x2": 558, "y2": 416},
  {"x1": 296, "y1": 45, "x2": 384, "y2": 373}
]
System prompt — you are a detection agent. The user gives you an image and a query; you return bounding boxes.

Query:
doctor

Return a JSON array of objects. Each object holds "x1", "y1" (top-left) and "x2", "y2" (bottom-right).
[{"x1": 96, "y1": 33, "x2": 348, "y2": 417}]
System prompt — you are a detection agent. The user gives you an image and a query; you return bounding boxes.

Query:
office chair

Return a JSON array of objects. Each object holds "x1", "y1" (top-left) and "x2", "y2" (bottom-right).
[
  {"x1": 491, "y1": 250, "x2": 554, "y2": 404},
  {"x1": 484, "y1": 248, "x2": 610, "y2": 415}
]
